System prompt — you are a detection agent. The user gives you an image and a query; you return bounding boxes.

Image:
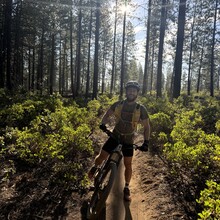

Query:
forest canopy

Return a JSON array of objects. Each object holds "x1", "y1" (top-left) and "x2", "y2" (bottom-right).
[{"x1": 0, "y1": 0, "x2": 219, "y2": 99}]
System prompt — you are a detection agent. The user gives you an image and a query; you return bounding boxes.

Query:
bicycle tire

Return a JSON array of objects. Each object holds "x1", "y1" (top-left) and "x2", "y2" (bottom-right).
[{"x1": 87, "y1": 161, "x2": 117, "y2": 220}]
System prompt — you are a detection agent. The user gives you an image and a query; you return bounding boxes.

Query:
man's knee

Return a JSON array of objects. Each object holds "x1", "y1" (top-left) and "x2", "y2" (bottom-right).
[{"x1": 95, "y1": 150, "x2": 109, "y2": 165}]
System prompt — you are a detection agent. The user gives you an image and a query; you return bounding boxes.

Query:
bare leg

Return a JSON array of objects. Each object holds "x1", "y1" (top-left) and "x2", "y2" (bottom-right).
[
  {"x1": 94, "y1": 149, "x2": 109, "y2": 166},
  {"x1": 123, "y1": 156, "x2": 133, "y2": 185},
  {"x1": 88, "y1": 150, "x2": 109, "y2": 179},
  {"x1": 123, "y1": 156, "x2": 133, "y2": 201}
]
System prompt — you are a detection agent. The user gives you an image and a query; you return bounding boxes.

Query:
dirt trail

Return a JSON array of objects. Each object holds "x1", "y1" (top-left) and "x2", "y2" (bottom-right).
[
  {"x1": 106, "y1": 161, "x2": 146, "y2": 220},
  {"x1": 103, "y1": 148, "x2": 187, "y2": 220}
]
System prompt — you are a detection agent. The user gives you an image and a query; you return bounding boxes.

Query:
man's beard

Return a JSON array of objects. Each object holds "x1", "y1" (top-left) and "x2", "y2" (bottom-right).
[{"x1": 126, "y1": 95, "x2": 137, "y2": 102}]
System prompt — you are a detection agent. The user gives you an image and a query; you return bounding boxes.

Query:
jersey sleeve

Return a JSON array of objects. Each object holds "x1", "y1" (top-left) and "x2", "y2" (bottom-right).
[{"x1": 140, "y1": 105, "x2": 149, "y2": 120}]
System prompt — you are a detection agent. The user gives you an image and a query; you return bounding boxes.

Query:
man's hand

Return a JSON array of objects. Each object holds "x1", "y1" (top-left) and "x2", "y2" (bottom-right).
[
  {"x1": 99, "y1": 124, "x2": 107, "y2": 132},
  {"x1": 140, "y1": 140, "x2": 149, "y2": 152}
]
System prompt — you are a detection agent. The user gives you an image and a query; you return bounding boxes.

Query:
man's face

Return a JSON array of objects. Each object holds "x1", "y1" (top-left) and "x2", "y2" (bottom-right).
[{"x1": 126, "y1": 87, "x2": 138, "y2": 102}]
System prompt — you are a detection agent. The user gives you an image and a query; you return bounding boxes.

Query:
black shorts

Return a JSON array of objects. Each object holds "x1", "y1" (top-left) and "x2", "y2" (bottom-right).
[{"x1": 102, "y1": 137, "x2": 134, "y2": 157}]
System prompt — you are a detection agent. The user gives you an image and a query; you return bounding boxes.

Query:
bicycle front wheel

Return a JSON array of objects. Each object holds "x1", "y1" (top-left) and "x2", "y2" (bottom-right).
[{"x1": 87, "y1": 161, "x2": 117, "y2": 220}]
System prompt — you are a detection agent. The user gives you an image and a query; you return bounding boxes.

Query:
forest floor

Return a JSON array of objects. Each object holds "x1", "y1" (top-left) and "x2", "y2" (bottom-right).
[{"x1": 0, "y1": 132, "x2": 195, "y2": 220}]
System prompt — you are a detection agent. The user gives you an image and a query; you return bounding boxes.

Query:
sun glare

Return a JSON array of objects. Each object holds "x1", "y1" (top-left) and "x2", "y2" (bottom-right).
[{"x1": 120, "y1": 5, "x2": 131, "y2": 14}]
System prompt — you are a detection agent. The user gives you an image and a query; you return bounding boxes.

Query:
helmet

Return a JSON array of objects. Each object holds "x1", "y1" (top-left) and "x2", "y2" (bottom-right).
[{"x1": 125, "y1": 81, "x2": 140, "y2": 91}]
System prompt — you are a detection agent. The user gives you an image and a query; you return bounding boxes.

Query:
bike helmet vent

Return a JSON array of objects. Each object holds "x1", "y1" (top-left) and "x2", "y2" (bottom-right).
[{"x1": 125, "y1": 81, "x2": 140, "y2": 91}]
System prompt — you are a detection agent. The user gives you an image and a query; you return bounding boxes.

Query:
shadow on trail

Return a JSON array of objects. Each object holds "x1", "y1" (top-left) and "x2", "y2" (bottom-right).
[
  {"x1": 124, "y1": 201, "x2": 132, "y2": 220},
  {"x1": 105, "y1": 162, "x2": 137, "y2": 220},
  {"x1": 0, "y1": 158, "x2": 85, "y2": 220}
]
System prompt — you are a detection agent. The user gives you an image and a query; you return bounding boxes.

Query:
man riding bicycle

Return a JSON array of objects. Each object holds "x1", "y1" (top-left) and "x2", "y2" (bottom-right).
[{"x1": 88, "y1": 81, "x2": 151, "y2": 201}]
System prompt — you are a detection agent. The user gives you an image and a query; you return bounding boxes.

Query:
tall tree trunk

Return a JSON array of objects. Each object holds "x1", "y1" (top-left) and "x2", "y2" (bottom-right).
[
  {"x1": 85, "y1": 7, "x2": 92, "y2": 99},
  {"x1": 28, "y1": 47, "x2": 31, "y2": 91},
  {"x1": 150, "y1": 39, "x2": 155, "y2": 94},
  {"x1": 187, "y1": 2, "x2": 196, "y2": 96},
  {"x1": 49, "y1": 32, "x2": 55, "y2": 95},
  {"x1": 0, "y1": 1, "x2": 6, "y2": 88},
  {"x1": 172, "y1": 0, "x2": 187, "y2": 99},
  {"x1": 62, "y1": 41, "x2": 67, "y2": 95},
  {"x1": 37, "y1": 26, "x2": 45, "y2": 94},
  {"x1": 76, "y1": 0, "x2": 82, "y2": 97},
  {"x1": 92, "y1": 0, "x2": 100, "y2": 99},
  {"x1": 120, "y1": 0, "x2": 127, "y2": 99},
  {"x1": 217, "y1": 66, "x2": 220, "y2": 91},
  {"x1": 32, "y1": 44, "x2": 35, "y2": 92},
  {"x1": 210, "y1": 0, "x2": 217, "y2": 97},
  {"x1": 13, "y1": 0, "x2": 23, "y2": 89},
  {"x1": 5, "y1": 0, "x2": 12, "y2": 91},
  {"x1": 59, "y1": 32, "x2": 62, "y2": 94},
  {"x1": 70, "y1": 10, "x2": 75, "y2": 98},
  {"x1": 110, "y1": 0, "x2": 118, "y2": 95},
  {"x1": 156, "y1": 0, "x2": 167, "y2": 98},
  {"x1": 197, "y1": 50, "x2": 204, "y2": 93},
  {"x1": 101, "y1": 50, "x2": 107, "y2": 94},
  {"x1": 142, "y1": 0, "x2": 152, "y2": 95}
]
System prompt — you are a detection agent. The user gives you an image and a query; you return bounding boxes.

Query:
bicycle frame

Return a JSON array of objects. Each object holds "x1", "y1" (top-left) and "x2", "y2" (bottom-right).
[{"x1": 86, "y1": 129, "x2": 140, "y2": 220}]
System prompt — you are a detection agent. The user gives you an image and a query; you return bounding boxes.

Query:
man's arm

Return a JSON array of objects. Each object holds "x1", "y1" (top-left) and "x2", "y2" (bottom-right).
[
  {"x1": 142, "y1": 118, "x2": 150, "y2": 141},
  {"x1": 101, "y1": 108, "x2": 115, "y2": 125}
]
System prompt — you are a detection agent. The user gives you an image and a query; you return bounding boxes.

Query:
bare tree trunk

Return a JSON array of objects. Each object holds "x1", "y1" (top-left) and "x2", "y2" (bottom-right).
[
  {"x1": 156, "y1": 0, "x2": 167, "y2": 98},
  {"x1": 70, "y1": 10, "x2": 75, "y2": 98},
  {"x1": 110, "y1": 0, "x2": 118, "y2": 96},
  {"x1": 197, "y1": 37, "x2": 204, "y2": 93},
  {"x1": 210, "y1": 0, "x2": 217, "y2": 97},
  {"x1": 187, "y1": 2, "x2": 196, "y2": 96},
  {"x1": 59, "y1": 33, "x2": 62, "y2": 94},
  {"x1": 37, "y1": 25, "x2": 45, "y2": 94},
  {"x1": 49, "y1": 32, "x2": 55, "y2": 95},
  {"x1": 13, "y1": 0, "x2": 23, "y2": 90},
  {"x1": 85, "y1": 7, "x2": 92, "y2": 99},
  {"x1": 92, "y1": 0, "x2": 100, "y2": 99},
  {"x1": 150, "y1": 39, "x2": 155, "y2": 94},
  {"x1": 120, "y1": 0, "x2": 127, "y2": 99},
  {"x1": 0, "y1": 0, "x2": 5, "y2": 89},
  {"x1": 172, "y1": 0, "x2": 187, "y2": 99},
  {"x1": 76, "y1": 0, "x2": 82, "y2": 97},
  {"x1": 5, "y1": 0, "x2": 12, "y2": 91},
  {"x1": 32, "y1": 44, "x2": 35, "y2": 92},
  {"x1": 142, "y1": 0, "x2": 152, "y2": 95},
  {"x1": 101, "y1": 51, "x2": 107, "y2": 94},
  {"x1": 62, "y1": 41, "x2": 67, "y2": 95},
  {"x1": 28, "y1": 47, "x2": 31, "y2": 91}
]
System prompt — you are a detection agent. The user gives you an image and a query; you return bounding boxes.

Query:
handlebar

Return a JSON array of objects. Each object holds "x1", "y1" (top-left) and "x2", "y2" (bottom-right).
[{"x1": 101, "y1": 126, "x2": 142, "y2": 151}]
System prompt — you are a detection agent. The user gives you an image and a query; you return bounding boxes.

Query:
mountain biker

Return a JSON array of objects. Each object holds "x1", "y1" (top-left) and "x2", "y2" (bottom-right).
[{"x1": 88, "y1": 81, "x2": 151, "y2": 201}]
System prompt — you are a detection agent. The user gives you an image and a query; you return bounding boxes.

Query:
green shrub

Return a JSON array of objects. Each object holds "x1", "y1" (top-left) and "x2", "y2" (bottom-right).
[
  {"x1": 170, "y1": 110, "x2": 204, "y2": 146},
  {"x1": 149, "y1": 112, "x2": 172, "y2": 147},
  {"x1": 216, "y1": 120, "x2": 220, "y2": 135},
  {"x1": 163, "y1": 105, "x2": 220, "y2": 204},
  {"x1": 199, "y1": 103, "x2": 220, "y2": 134},
  {"x1": 0, "y1": 97, "x2": 62, "y2": 130},
  {"x1": 1, "y1": 99, "x2": 94, "y2": 164},
  {"x1": 197, "y1": 180, "x2": 220, "y2": 220},
  {"x1": 165, "y1": 134, "x2": 220, "y2": 179},
  {"x1": 140, "y1": 95, "x2": 174, "y2": 116}
]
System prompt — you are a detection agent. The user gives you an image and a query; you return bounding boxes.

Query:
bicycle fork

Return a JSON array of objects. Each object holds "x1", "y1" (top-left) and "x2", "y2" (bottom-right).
[{"x1": 109, "y1": 150, "x2": 122, "y2": 167}]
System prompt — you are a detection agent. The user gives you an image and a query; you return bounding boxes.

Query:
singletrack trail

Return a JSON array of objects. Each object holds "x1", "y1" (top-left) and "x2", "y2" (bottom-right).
[
  {"x1": 104, "y1": 147, "x2": 187, "y2": 220},
  {"x1": 74, "y1": 133, "x2": 188, "y2": 220},
  {"x1": 106, "y1": 161, "x2": 146, "y2": 220}
]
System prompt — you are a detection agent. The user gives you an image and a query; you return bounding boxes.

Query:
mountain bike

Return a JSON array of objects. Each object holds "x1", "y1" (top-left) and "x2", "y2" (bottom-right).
[{"x1": 84, "y1": 128, "x2": 142, "y2": 220}]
